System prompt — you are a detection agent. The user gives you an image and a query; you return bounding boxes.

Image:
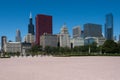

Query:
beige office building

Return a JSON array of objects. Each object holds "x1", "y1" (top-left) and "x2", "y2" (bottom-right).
[
  {"x1": 40, "y1": 33, "x2": 58, "y2": 49},
  {"x1": 24, "y1": 33, "x2": 35, "y2": 43},
  {"x1": 6, "y1": 42, "x2": 21, "y2": 53},
  {"x1": 71, "y1": 37, "x2": 84, "y2": 48}
]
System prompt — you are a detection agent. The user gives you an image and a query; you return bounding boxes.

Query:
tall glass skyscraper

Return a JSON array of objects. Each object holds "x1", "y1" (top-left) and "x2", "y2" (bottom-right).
[
  {"x1": 105, "y1": 13, "x2": 113, "y2": 40},
  {"x1": 28, "y1": 12, "x2": 34, "y2": 35}
]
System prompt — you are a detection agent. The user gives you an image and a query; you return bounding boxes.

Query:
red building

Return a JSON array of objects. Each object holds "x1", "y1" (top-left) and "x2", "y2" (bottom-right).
[{"x1": 36, "y1": 14, "x2": 52, "y2": 45}]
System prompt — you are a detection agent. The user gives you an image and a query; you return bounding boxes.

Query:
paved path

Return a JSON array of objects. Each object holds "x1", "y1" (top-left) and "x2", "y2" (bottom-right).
[{"x1": 0, "y1": 56, "x2": 120, "y2": 80}]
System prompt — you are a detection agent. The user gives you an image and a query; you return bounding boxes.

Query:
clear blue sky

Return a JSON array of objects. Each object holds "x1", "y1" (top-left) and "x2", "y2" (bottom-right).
[{"x1": 0, "y1": 0, "x2": 120, "y2": 42}]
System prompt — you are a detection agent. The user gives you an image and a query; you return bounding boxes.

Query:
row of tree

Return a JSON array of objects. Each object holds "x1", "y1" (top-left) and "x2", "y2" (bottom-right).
[{"x1": 28, "y1": 40, "x2": 120, "y2": 56}]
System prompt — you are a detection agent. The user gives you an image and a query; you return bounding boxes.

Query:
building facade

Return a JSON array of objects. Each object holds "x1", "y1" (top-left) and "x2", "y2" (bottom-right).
[
  {"x1": 84, "y1": 37, "x2": 98, "y2": 45},
  {"x1": 1, "y1": 36, "x2": 7, "y2": 52},
  {"x1": 16, "y1": 29, "x2": 21, "y2": 42},
  {"x1": 81, "y1": 30, "x2": 84, "y2": 38},
  {"x1": 118, "y1": 35, "x2": 120, "y2": 43},
  {"x1": 40, "y1": 33, "x2": 58, "y2": 49},
  {"x1": 6, "y1": 42, "x2": 21, "y2": 53},
  {"x1": 97, "y1": 37, "x2": 106, "y2": 46},
  {"x1": 84, "y1": 23, "x2": 102, "y2": 38},
  {"x1": 85, "y1": 37, "x2": 106, "y2": 46},
  {"x1": 105, "y1": 13, "x2": 113, "y2": 40},
  {"x1": 59, "y1": 24, "x2": 71, "y2": 48},
  {"x1": 36, "y1": 14, "x2": 52, "y2": 45},
  {"x1": 24, "y1": 33, "x2": 35, "y2": 44},
  {"x1": 71, "y1": 37, "x2": 84, "y2": 48},
  {"x1": 28, "y1": 12, "x2": 34, "y2": 35},
  {"x1": 21, "y1": 42, "x2": 31, "y2": 55},
  {"x1": 73, "y1": 26, "x2": 81, "y2": 38}
]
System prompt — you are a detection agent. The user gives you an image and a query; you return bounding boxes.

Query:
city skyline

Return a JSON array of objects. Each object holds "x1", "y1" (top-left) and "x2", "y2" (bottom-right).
[{"x1": 0, "y1": 0, "x2": 120, "y2": 43}]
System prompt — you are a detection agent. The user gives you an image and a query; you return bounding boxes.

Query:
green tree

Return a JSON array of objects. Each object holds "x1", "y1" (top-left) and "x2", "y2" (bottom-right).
[
  {"x1": 89, "y1": 42, "x2": 97, "y2": 53},
  {"x1": 73, "y1": 46, "x2": 79, "y2": 53},
  {"x1": 28, "y1": 45, "x2": 42, "y2": 56},
  {"x1": 44, "y1": 46, "x2": 53, "y2": 55},
  {"x1": 30, "y1": 45, "x2": 42, "y2": 53},
  {"x1": 118, "y1": 43, "x2": 120, "y2": 53},
  {"x1": 102, "y1": 40, "x2": 118, "y2": 53},
  {"x1": 81, "y1": 45, "x2": 89, "y2": 52},
  {"x1": 58, "y1": 47, "x2": 65, "y2": 55},
  {"x1": 50, "y1": 47, "x2": 59, "y2": 55}
]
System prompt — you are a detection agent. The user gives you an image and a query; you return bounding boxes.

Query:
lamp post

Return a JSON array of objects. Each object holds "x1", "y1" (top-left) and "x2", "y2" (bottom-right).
[
  {"x1": 89, "y1": 45, "x2": 91, "y2": 54},
  {"x1": 99, "y1": 46, "x2": 102, "y2": 54}
]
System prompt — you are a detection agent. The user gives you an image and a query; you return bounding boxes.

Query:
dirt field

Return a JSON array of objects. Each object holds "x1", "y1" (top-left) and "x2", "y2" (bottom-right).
[{"x1": 0, "y1": 56, "x2": 120, "y2": 80}]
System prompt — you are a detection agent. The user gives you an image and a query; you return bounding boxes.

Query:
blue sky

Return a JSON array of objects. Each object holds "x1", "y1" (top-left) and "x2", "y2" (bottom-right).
[{"x1": 0, "y1": 0, "x2": 120, "y2": 42}]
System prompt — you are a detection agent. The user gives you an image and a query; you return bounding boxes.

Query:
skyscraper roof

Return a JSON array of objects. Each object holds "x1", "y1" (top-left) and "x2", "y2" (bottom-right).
[{"x1": 30, "y1": 12, "x2": 32, "y2": 19}]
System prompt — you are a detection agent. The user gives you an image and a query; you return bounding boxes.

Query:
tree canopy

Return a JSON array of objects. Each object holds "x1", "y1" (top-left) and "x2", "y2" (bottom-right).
[{"x1": 102, "y1": 40, "x2": 118, "y2": 53}]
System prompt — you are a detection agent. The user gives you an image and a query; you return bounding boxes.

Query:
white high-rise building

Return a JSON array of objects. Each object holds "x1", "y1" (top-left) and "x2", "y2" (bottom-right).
[
  {"x1": 73, "y1": 26, "x2": 81, "y2": 38},
  {"x1": 24, "y1": 33, "x2": 35, "y2": 43},
  {"x1": 16, "y1": 29, "x2": 21, "y2": 42},
  {"x1": 59, "y1": 24, "x2": 71, "y2": 48}
]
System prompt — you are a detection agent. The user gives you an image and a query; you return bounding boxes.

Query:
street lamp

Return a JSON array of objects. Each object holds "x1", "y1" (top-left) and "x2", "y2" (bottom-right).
[
  {"x1": 99, "y1": 46, "x2": 102, "y2": 54},
  {"x1": 89, "y1": 45, "x2": 91, "y2": 54}
]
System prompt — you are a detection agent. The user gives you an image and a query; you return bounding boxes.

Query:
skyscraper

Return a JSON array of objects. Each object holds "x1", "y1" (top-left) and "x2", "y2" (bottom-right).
[
  {"x1": 105, "y1": 13, "x2": 113, "y2": 40},
  {"x1": 28, "y1": 12, "x2": 34, "y2": 35},
  {"x1": 1, "y1": 36, "x2": 7, "y2": 52},
  {"x1": 36, "y1": 14, "x2": 52, "y2": 45},
  {"x1": 73, "y1": 26, "x2": 81, "y2": 38},
  {"x1": 84, "y1": 23, "x2": 102, "y2": 38},
  {"x1": 16, "y1": 29, "x2": 21, "y2": 42},
  {"x1": 59, "y1": 24, "x2": 70, "y2": 48},
  {"x1": 25, "y1": 12, "x2": 35, "y2": 44}
]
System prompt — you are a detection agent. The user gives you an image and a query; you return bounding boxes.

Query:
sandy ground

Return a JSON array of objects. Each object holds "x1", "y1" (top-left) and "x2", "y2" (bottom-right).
[{"x1": 0, "y1": 56, "x2": 120, "y2": 80}]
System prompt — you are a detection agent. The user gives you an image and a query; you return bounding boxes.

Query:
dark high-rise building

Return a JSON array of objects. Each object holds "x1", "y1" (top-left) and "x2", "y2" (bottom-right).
[
  {"x1": 84, "y1": 23, "x2": 102, "y2": 38},
  {"x1": 105, "y1": 13, "x2": 113, "y2": 40},
  {"x1": 28, "y1": 12, "x2": 34, "y2": 35},
  {"x1": 16, "y1": 29, "x2": 21, "y2": 42},
  {"x1": 36, "y1": 14, "x2": 52, "y2": 45}
]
